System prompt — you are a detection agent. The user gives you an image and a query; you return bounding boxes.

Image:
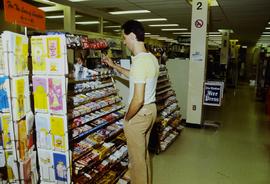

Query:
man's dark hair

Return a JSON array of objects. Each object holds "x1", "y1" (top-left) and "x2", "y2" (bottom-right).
[{"x1": 121, "y1": 20, "x2": 145, "y2": 42}]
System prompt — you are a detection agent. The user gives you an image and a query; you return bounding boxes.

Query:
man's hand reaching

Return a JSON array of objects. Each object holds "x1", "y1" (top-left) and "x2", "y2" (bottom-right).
[{"x1": 101, "y1": 54, "x2": 115, "y2": 68}]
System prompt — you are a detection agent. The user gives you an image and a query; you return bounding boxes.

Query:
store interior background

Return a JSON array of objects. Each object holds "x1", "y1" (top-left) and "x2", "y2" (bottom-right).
[
  {"x1": 0, "y1": 0, "x2": 270, "y2": 183},
  {"x1": 1, "y1": 0, "x2": 266, "y2": 119}
]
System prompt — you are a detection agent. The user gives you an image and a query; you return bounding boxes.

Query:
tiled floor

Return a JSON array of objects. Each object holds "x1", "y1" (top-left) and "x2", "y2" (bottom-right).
[{"x1": 152, "y1": 84, "x2": 270, "y2": 184}]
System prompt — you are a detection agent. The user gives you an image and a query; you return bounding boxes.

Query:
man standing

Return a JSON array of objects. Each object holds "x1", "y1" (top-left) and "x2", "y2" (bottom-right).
[{"x1": 102, "y1": 20, "x2": 159, "y2": 184}]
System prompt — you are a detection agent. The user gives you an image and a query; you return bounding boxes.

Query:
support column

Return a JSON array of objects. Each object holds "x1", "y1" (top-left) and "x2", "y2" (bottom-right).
[
  {"x1": 186, "y1": 0, "x2": 209, "y2": 125},
  {"x1": 99, "y1": 17, "x2": 104, "y2": 34},
  {"x1": 63, "y1": 6, "x2": 75, "y2": 33},
  {"x1": 220, "y1": 30, "x2": 230, "y2": 65},
  {"x1": 63, "y1": 5, "x2": 75, "y2": 64}
]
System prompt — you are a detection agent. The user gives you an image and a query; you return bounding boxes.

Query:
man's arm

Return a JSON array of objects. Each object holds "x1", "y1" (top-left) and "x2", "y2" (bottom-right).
[
  {"x1": 101, "y1": 55, "x2": 130, "y2": 78},
  {"x1": 124, "y1": 83, "x2": 145, "y2": 121}
]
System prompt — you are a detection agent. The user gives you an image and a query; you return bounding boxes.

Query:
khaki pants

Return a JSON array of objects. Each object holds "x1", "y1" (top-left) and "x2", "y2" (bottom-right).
[{"x1": 124, "y1": 103, "x2": 157, "y2": 184}]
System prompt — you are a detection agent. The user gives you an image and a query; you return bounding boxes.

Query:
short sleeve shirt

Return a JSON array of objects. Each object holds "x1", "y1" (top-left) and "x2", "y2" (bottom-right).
[{"x1": 128, "y1": 52, "x2": 159, "y2": 105}]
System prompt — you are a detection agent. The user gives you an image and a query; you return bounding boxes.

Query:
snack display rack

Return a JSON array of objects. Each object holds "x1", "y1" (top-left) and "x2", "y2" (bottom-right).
[
  {"x1": 0, "y1": 31, "x2": 38, "y2": 183},
  {"x1": 151, "y1": 64, "x2": 184, "y2": 154},
  {"x1": 31, "y1": 34, "x2": 129, "y2": 183}
]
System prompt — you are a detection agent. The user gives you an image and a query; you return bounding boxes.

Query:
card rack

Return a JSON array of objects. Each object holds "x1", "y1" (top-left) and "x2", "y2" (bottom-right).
[{"x1": 0, "y1": 31, "x2": 38, "y2": 184}]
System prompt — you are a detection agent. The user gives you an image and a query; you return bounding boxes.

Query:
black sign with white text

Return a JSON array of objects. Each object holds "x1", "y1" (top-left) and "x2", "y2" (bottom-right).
[{"x1": 203, "y1": 82, "x2": 223, "y2": 106}]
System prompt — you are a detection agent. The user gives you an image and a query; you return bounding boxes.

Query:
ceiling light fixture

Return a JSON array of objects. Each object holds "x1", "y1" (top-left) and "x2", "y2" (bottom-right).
[
  {"x1": 46, "y1": 15, "x2": 82, "y2": 19},
  {"x1": 75, "y1": 21, "x2": 100, "y2": 25},
  {"x1": 136, "y1": 18, "x2": 167, "y2": 22},
  {"x1": 149, "y1": 24, "x2": 179, "y2": 27},
  {"x1": 39, "y1": 6, "x2": 61, "y2": 12},
  {"x1": 162, "y1": 28, "x2": 188, "y2": 31},
  {"x1": 266, "y1": 27, "x2": 270, "y2": 30},
  {"x1": 145, "y1": 33, "x2": 151, "y2": 35},
  {"x1": 109, "y1": 10, "x2": 150, "y2": 15},
  {"x1": 262, "y1": 32, "x2": 270, "y2": 34},
  {"x1": 209, "y1": 32, "x2": 221, "y2": 35},
  {"x1": 145, "y1": 34, "x2": 160, "y2": 37},
  {"x1": 104, "y1": 25, "x2": 121, "y2": 28}
]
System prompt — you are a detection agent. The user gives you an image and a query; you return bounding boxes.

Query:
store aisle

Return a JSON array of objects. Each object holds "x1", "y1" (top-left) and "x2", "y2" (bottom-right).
[{"x1": 152, "y1": 83, "x2": 270, "y2": 184}]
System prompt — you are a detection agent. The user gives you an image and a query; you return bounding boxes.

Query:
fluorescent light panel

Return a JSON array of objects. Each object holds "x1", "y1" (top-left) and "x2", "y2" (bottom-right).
[
  {"x1": 149, "y1": 24, "x2": 179, "y2": 27},
  {"x1": 39, "y1": 7, "x2": 60, "y2": 12},
  {"x1": 208, "y1": 35, "x2": 222, "y2": 37},
  {"x1": 144, "y1": 33, "x2": 151, "y2": 35},
  {"x1": 76, "y1": 21, "x2": 100, "y2": 25},
  {"x1": 266, "y1": 27, "x2": 270, "y2": 30},
  {"x1": 109, "y1": 10, "x2": 150, "y2": 15},
  {"x1": 145, "y1": 34, "x2": 160, "y2": 37},
  {"x1": 136, "y1": 18, "x2": 167, "y2": 22},
  {"x1": 262, "y1": 32, "x2": 270, "y2": 34},
  {"x1": 46, "y1": 15, "x2": 82, "y2": 19},
  {"x1": 104, "y1": 25, "x2": 121, "y2": 28},
  {"x1": 162, "y1": 28, "x2": 188, "y2": 31}
]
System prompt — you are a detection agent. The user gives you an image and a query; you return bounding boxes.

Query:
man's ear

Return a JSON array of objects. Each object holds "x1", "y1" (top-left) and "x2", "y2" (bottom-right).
[{"x1": 129, "y1": 32, "x2": 137, "y2": 41}]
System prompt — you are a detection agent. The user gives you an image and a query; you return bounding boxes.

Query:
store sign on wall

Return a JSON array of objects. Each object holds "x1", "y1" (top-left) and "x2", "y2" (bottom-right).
[
  {"x1": 203, "y1": 81, "x2": 224, "y2": 106},
  {"x1": 4, "y1": 0, "x2": 46, "y2": 31}
]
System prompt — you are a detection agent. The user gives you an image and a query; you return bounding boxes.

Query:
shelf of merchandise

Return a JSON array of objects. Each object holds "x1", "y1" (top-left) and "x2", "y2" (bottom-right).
[
  {"x1": 30, "y1": 34, "x2": 128, "y2": 183},
  {"x1": 0, "y1": 31, "x2": 38, "y2": 183},
  {"x1": 150, "y1": 65, "x2": 184, "y2": 154}
]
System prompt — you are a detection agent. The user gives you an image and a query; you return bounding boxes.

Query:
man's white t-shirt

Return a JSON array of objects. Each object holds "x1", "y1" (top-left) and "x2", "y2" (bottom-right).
[{"x1": 128, "y1": 52, "x2": 159, "y2": 105}]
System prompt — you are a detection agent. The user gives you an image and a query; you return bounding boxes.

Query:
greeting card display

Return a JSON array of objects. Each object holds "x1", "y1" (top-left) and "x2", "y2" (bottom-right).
[
  {"x1": 38, "y1": 149, "x2": 54, "y2": 181},
  {"x1": 26, "y1": 112, "x2": 35, "y2": 150},
  {"x1": 0, "y1": 150, "x2": 8, "y2": 181},
  {"x1": 33, "y1": 76, "x2": 48, "y2": 112},
  {"x1": 50, "y1": 115, "x2": 67, "y2": 151},
  {"x1": 0, "y1": 76, "x2": 10, "y2": 113},
  {"x1": 35, "y1": 113, "x2": 51, "y2": 150},
  {"x1": 22, "y1": 157, "x2": 31, "y2": 182},
  {"x1": 0, "y1": 38, "x2": 6, "y2": 75},
  {"x1": 46, "y1": 36, "x2": 67, "y2": 75},
  {"x1": 48, "y1": 76, "x2": 66, "y2": 114},
  {"x1": 10, "y1": 77, "x2": 30, "y2": 120},
  {"x1": 2, "y1": 31, "x2": 29, "y2": 76},
  {"x1": 31, "y1": 35, "x2": 67, "y2": 75},
  {"x1": 1, "y1": 31, "x2": 36, "y2": 184},
  {"x1": 0, "y1": 114, "x2": 13, "y2": 150},
  {"x1": 17, "y1": 118, "x2": 27, "y2": 161},
  {"x1": 53, "y1": 151, "x2": 69, "y2": 182},
  {"x1": 5, "y1": 150, "x2": 19, "y2": 181},
  {"x1": 31, "y1": 37, "x2": 46, "y2": 74}
]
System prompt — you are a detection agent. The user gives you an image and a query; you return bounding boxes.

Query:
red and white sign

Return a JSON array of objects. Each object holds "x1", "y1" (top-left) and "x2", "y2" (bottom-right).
[
  {"x1": 4, "y1": 0, "x2": 46, "y2": 31},
  {"x1": 195, "y1": 19, "x2": 204, "y2": 28}
]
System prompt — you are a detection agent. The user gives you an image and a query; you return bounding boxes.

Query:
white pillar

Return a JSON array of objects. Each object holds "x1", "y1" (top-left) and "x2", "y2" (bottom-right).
[
  {"x1": 186, "y1": 0, "x2": 209, "y2": 125},
  {"x1": 220, "y1": 30, "x2": 230, "y2": 65}
]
